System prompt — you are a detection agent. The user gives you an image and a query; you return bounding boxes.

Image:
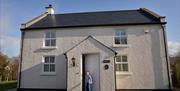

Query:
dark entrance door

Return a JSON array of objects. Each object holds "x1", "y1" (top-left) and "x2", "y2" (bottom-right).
[{"x1": 82, "y1": 53, "x2": 100, "y2": 91}]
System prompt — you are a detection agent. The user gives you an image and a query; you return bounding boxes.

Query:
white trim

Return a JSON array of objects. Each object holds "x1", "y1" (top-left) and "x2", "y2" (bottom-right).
[
  {"x1": 41, "y1": 46, "x2": 58, "y2": 50},
  {"x1": 40, "y1": 72, "x2": 56, "y2": 76},
  {"x1": 113, "y1": 30, "x2": 128, "y2": 45},
  {"x1": 43, "y1": 31, "x2": 57, "y2": 47},
  {"x1": 115, "y1": 54, "x2": 132, "y2": 75},
  {"x1": 112, "y1": 44, "x2": 131, "y2": 48},
  {"x1": 21, "y1": 12, "x2": 48, "y2": 29},
  {"x1": 115, "y1": 55, "x2": 129, "y2": 72},
  {"x1": 116, "y1": 72, "x2": 133, "y2": 75},
  {"x1": 41, "y1": 55, "x2": 56, "y2": 75}
]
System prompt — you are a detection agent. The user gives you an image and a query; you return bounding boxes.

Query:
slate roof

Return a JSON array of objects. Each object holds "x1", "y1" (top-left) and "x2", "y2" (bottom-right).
[{"x1": 22, "y1": 8, "x2": 165, "y2": 30}]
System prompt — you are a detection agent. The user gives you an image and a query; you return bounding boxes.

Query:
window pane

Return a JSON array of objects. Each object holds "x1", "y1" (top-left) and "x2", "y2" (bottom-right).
[
  {"x1": 122, "y1": 64, "x2": 128, "y2": 71},
  {"x1": 51, "y1": 32, "x2": 56, "y2": 38},
  {"x1": 44, "y1": 57, "x2": 49, "y2": 63},
  {"x1": 50, "y1": 57, "x2": 55, "y2": 63},
  {"x1": 51, "y1": 39, "x2": 56, "y2": 46},
  {"x1": 116, "y1": 56, "x2": 121, "y2": 62},
  {"x1": 114, "y1": 30, "x2": 127, "y2": 45},
  {"x1": 115, "y1": 37, "x2": 120, "y2": 44},
  {"x1": 122, "y1": 56, "x2": 127, "y2": 62},
  {"x1": 45, "y1": 32, "x2": 51, "y2": 38},
  {"x1": 116, "y1": 64, "x2": 121, "y2": 71},
  {"x1": 45, "y1": 40, "x2": 50, "y2": 46},
  {"x1": 50, "y1": 64, "x2": 55, "y2": 72},
  {"x1": 44, "y1": 64, "x2": 49, "y2": 72},
  {"x1": 121, "y1": 37, "x2": 127, "y2": 44},
  {"x1": 115, "y1": 31, "x2": 121, "y2": 36},
  {"x1": 121, "y1": 31, "x2": 126, "y2": 36}
]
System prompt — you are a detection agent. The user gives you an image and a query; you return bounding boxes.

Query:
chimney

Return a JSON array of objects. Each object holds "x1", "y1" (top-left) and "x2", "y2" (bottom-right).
[{"x1": 45, "y1": 4, "x2": 54, "y2": 14}]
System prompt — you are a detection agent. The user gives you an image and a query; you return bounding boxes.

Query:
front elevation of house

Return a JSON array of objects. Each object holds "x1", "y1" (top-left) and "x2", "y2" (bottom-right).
[{"x1": 18, "y1": 5, "x2": 172, "y2": 91}]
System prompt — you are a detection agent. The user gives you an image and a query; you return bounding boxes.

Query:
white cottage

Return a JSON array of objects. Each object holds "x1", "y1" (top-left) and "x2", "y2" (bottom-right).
[{"x1": 18, "y1": 5, "x2": 172, "y2": 91}]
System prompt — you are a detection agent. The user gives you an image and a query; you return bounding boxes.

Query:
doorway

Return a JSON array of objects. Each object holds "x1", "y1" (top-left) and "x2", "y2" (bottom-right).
[{"x1": 82, "y1": 53, "x2": 100, "y2": 91}]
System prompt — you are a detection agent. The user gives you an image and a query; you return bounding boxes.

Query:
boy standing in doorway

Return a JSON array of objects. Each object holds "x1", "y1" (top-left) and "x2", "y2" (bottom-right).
[{"x1": 85, "y1": 72, "x2": 93, "y2": 91}]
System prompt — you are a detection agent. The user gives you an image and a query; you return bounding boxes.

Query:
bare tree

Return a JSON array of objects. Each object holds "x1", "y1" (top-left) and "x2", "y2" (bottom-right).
[
  {"x1": 9, "y1": 58, "x2": 19, "y2": 80},
  {"x1": 0, "y1": 52, "x2": 8, "y2": 81}
]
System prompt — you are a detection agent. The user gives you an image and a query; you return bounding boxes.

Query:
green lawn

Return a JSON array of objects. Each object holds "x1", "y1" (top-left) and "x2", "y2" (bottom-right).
[
  {"x1": 0, "y1": 81, "x2": 17, "y2": 91},
  {"x1": 176, "y1": 63, "x2": 180, "y2": 88}
]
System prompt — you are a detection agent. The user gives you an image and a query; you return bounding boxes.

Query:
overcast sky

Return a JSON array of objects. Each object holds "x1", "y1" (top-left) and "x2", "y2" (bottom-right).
[{"x1": 0, "y1": 0, "x2": 180, "y2": 57}]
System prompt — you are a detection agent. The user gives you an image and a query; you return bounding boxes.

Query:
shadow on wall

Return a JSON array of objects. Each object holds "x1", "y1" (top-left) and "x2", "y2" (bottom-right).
[
  {"x1": 21, "y1": 32, "x2": 117, "y2": 89},
  {"x1": 151, "y1": 30, "x2": 165, "y2": 88},
  {"x1": 24, "y1": 27, "x2": 115, "y2": 39},
  {"x1": 24, "y1": 25, "x2": 152, "y2": 39},
  {"x1": 20, "y1": 54, "x2": 67, "y2": 89}
]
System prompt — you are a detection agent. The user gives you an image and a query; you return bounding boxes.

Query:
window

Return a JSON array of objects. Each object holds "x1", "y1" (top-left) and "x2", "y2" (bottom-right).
[
  {"x1": 43, "y1": 56, "x2": 55, "y2": 73},
  {"x1": 115, "y1": 55, "x2": 128, "y2": 72},
  {"x1": 114, "y1": 30, "x2": 127, "y2": 44},
  {"x1": 44, "y1": 32, "x2": 56, "y2": 47}
]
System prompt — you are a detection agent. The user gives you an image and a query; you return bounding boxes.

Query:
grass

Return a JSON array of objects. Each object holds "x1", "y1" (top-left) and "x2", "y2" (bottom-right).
[
  {"x1": 176, "y1": 63, "x2": 180, "y2": 88},
  {"x1": 0, "y1": 80, "x2": 17, "y2": 91}
]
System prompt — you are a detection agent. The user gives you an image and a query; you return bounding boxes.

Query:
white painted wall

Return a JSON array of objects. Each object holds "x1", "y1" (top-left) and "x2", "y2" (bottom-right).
[
  {"x1": 21, "y1": 25, "x2": 169, "y2": 89},
  {"x1": 66, "y1": 37, "x2": 115, "y2": 91}
]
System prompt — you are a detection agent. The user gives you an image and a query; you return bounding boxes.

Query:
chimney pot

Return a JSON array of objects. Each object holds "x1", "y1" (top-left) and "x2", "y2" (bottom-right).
[
  {"x1": 49, "y1": 4, "x2": 52, "y2": 7},
  {"x1": 45, "y1": 4, "x2": 54, "y2": 14}
]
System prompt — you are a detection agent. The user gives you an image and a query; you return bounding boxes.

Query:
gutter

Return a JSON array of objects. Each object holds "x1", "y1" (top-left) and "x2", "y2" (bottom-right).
[
  {"x1": 20, "y1": 23, "x2": 166, "y2": 31},
  {"x1": 160, "y1": 24, "x2": 172, "y2": 89},
  {"x1": 18, "y1": 31, "x2": 25, "y2": 88},
  {"x1": 114, "y1": 53, "x2": 117, "y2": 90},
  {"x1": 63, "y1": 53, "x2": 68, "y2": 90}
]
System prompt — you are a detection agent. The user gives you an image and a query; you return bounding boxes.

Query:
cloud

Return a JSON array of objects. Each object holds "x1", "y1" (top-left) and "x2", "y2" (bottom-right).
[
  {"x1": 0, "y1": 35, "x2": 20, "y2": 57},
  {"x1": 168, "y1": 41, "x2": 180, "y2": 56}
]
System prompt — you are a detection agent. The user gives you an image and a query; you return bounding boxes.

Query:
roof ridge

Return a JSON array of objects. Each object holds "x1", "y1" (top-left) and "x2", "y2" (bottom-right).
[{"x1": 53, "y1": 9, "x2": 139, "y2": 15}]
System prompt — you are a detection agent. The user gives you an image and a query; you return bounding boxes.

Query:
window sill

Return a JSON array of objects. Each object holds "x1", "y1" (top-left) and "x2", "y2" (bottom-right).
[
  {"x1": 41, "y1": 46, "x2": 58, "y2": 50},
  {"x1": 40, "y1": 72, "x2": 56, "y2": 76},
  {"x1": 113, "y1": 44, "x2": 131, "y2": 48},
  {"x1": 116, "y1": 72, "x2": 133, "y2": 75}
]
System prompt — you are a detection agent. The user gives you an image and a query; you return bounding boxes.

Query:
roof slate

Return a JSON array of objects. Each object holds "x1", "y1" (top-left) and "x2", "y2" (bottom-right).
[{"x1": 22, "y1": 9, "x2": 165, "y2": 30}]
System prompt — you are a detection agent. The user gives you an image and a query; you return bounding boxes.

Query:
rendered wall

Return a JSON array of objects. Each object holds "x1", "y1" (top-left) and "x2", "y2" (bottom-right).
[
  {"x1": 21, "y1": 25, "x2": 169, "y2": 89},
  {"x1": 66, "y1": 37, "x2": 115, "y2": 91}
]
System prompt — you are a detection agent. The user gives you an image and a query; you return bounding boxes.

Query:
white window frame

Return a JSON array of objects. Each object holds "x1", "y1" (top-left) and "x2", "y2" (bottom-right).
[
  {"x1": 41, "y1": 56, "x2": 56, "y2": 75},
  {"x1": 114, "y1": 30, "x2": 127, "y2": 45},
  {"x1": 115, "y1": 55, "x2": 130, "y2": 73},
  {"x1": 43, "y1": 31, "x2": 57, "y2": 48}
]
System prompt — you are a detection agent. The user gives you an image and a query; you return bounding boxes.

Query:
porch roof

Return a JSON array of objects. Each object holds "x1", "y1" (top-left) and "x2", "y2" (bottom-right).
[{"x1": 64, "y1": 35, "x2": 117, "y2": 55}]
